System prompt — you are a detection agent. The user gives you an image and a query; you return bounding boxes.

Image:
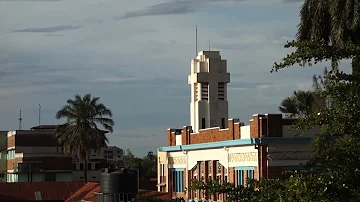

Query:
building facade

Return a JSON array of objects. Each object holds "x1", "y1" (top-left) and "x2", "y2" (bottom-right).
[
  {"x1": 104, "y1": 146, "x2": 124, "y2": 163},
  {"x1": 72, "y1": 147, "x2": 107, "y2": 181},
  {"x1": 157, "y1": 51, "x2": 318, "y2": 201},
  {"x1": 0, "y1": 127, "x2": 73, "y2": 182}
]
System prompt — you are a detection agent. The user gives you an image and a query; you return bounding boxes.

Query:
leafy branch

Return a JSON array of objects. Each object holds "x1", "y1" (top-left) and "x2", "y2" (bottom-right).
[{"x1": 271, "y1": 40, "x2": 360, "y2": 72}]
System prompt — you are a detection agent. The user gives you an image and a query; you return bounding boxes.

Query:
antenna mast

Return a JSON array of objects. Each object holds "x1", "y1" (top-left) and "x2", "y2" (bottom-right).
[
  {"x1": 18, "y1": 109, "x2": 22, "y2": 130},
  {"x1": 195, "y1": 26, "x2": 198, "y2": 57},
  {"x1": 208, "y1": 40, "x2": 211, "y2": 51},
  {"x1": 38, "y1": 104, "x2": 41, "y2": 126}
]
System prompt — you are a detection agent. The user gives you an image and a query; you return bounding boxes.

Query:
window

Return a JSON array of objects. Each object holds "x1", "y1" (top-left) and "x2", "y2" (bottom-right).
[
  {"x1": 247, "y1": 170, "x2": 254, "y2": 185},
  {"x1": 72, "y1": 163, "x2": 77, "y2": 170},
  {"x1": 221, "y1": 118, "x2": 225, "y2": 129},
  {"x1": 171, "y1": 169, "x2": 184, "y2": 193},
  {"x1": 45, "y1": 173, "x2": 56, "y2": 182},
  {"x1": 160, "y1": 164, "x2": 165, "y2": 176},
  {"x1": 236, "y1": 167, "x2": 255, "y2": 186},
  {"x1": 79, "y1": 163, "x2": 83, "y2": 170},
  {"x1": 218, "y1": 82, "x2": 225, "y2": 100},
  {"x1": 95, "y1": 163, "x2": 100, "y2": 170},
  {"x1": 160, "y1": 186, "x2": 166, "y2": 192},
  {"x1": 237, "y1": 170, "x2": 244, "y2": 186},
  {"x1": 201, "y1": 82, "x2": 209, "y2": 100},
  {"x1": 6, "y1": 150, "x2": 15, "y2": 160},
  {"x1": 207, "y1": 161, "x2": 212, "y2": 177},
  {"x1": 201, "y1": 118, "x2": 206, "y2": 129},
  {"x1": 88, "y1": 163, "x2": 92, "y2": 170}
]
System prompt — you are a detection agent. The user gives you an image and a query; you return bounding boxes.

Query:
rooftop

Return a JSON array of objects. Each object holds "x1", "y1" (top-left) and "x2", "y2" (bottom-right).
[{"x1": 0, "y1": 181, "x2": 86, "y2": 201}]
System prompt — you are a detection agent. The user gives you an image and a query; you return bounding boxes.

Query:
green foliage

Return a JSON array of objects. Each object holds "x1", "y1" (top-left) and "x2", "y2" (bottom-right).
[
  {"x1": 54, "y1": 94, "x2": 114, "y2": 182},
  {"x1": 122, "y1": 149, "x2": 157, "y2": 180},
  {"x1": 279, "y1": 90, "x2": 319, "y2": 118},
  {"x1": 272, "y1": 40, "x2": 360, "y2": 73}
]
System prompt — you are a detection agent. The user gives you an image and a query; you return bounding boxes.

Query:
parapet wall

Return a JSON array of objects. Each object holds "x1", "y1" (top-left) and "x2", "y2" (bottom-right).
[{"x1": 167, "y1": 114, "x2": 298, "y2": 146}]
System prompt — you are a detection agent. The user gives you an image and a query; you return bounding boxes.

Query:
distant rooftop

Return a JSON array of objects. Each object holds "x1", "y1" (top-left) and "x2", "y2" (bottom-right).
[
  {"x1": 31, "y1": 125, "x2": 58, "y2": 130},
  {"x1": 30, "y1": 125, "x2": 109, "y2": 133}
]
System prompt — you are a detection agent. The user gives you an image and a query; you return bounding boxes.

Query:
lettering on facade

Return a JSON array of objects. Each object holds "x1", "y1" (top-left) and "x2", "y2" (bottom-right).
[
  {"x1": 229, "y1": 152, "x2": 257, "y2": 162},
  {"x1": 168, "y1": 156, "x2": 186, "y2": 164},
  {"x1": 267, "y1": 151, "x2": 311, "y2": 161}
]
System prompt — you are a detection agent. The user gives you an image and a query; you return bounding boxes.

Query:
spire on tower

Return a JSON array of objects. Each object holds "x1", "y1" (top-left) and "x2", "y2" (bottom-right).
[{"x1": 18, "y1": 109, "x2": 22, "y2": 130}]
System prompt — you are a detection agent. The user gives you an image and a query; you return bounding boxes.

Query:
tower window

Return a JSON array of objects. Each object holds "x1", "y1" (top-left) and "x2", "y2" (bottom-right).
[
  {"x1": 218, "y1": 82, "x2": 225, "y2": 100},
  {"x1": 201, "y1": 83, "x2": 209, "y2": 101},
  {"x1": 201, "y1": 118, "x2": 206, "y2": 129},
  {"x1": 221, "y1": 118, "x2": 225, "y2": 129}
]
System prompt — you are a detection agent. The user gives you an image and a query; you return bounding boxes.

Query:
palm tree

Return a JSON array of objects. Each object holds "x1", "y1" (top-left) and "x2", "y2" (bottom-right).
[
  {"x1": 279, "y1": 90, "x2": 317, "y2": 118},
  {"x1": 54, "y1": 94, "x2": 114, "y2": 182},
  {"x1": 297, "y1": 0, "x2": 360, "y2": 73}
]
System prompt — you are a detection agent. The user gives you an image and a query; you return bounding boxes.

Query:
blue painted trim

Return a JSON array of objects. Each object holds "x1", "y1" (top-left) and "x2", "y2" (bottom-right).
[
  {"x1": 159, "y1": 138, "x2": 256, "y2": 152},
  {"x1": 188, "y1": 200, "x2": 199, "y2": 202},
  {"x1": 158, "y1": 137, "x2": 313, "y2": 152},
  {"x1": 173, "y1": 168, "x2": 184, "y2": 171},
  {"x1": 235, "y1": 166, "x2": 254, "y2": 171}
]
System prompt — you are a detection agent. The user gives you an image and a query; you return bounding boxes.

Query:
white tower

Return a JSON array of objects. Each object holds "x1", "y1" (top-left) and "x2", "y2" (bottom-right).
[{"x1": 188, "y1": 51, "x2": 230, "y2": 133}]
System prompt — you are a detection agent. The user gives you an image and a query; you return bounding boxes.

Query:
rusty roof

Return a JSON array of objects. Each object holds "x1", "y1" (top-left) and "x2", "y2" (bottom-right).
[
  {"x1": 31, "y1": 125, "x2": 58, "y2": 130},
  {"x1": 0, "y1": 182, "x2": 86, "y2": 201},
  {"x1": 65, "y1": 182, "x2": 171, "y2": 202}
]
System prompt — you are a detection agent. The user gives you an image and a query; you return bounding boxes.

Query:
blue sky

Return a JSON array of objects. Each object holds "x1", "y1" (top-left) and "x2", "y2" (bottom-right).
[{"x1": 0, "y1": 0, "x2": 347, "y2": 157}]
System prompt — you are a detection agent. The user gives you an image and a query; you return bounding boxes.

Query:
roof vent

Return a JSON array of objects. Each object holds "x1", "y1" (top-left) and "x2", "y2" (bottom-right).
[{"x1": 34, "y1": 191, "x2": 42, "y2": 200}]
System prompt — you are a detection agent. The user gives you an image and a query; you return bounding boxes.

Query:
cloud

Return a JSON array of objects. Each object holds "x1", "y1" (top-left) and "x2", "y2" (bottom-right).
[
  {"x1": 0, "y1": 0, "x2": 61, "y2": 1},
  {"x1": 12, "y1": 25, "x2": 82, "y2": 33},
  {"x1": 117, "y1": 0, "x2": 247, "y2": 20},
  {"x1": 93, "y1": 77, "x2": 139, "y2": 84},
  {"x1": 282, "y1": 0, "x2": 303, "y2": 2},
  {"x1": 44, "y1": 34, "x2": 64, "y2": 36}
]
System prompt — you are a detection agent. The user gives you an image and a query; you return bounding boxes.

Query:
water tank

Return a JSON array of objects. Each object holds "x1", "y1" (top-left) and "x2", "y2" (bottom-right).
[{"x1": 100, "y1": 168, "x2": 139, "y2": 202}]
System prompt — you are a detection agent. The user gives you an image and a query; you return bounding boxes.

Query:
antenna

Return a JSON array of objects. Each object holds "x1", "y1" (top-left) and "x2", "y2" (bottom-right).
[
  {"x1": 208, "y1": 40, "x2": 211, "y2": 51},
  {"x1": 195, "y1": 26, "x2": 198, "y2": 57},
  {"x1": 18, "y1": 109, "x2": 22, "y2": 130},
  {"x1": 38, "y1": 104, "x2": 41, "y2": 126}
]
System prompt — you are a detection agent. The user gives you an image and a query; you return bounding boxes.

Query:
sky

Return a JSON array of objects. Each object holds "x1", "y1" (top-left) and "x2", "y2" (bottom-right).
[{"x1": 0, "y1": 0, "x2": 351, "y2": 157}]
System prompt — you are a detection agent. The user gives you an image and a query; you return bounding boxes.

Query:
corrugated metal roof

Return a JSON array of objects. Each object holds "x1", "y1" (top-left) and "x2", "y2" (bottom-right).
[
  {"x1": 65, "y1": 182, "x2": 171, "y2": 202},
  {"x1": 0, "y1": 181, "x2": 86, "y2": 201}
]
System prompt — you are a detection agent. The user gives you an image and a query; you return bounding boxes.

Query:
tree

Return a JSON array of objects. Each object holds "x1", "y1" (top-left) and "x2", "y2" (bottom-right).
[
  {"x1": 122, "y1": 150, "x2": 157, "y2": 180},
  {"x1": 279, "y1": 90, "x2": 317, "y2": 118},
  {"x1": 141, "y1": 151, "x2": 157, "y2": 179},
  {"x1": 54, "y1": 94, "x2": 114, "y2": 182},
  {"x1": 297, "y1": 0, "x2": 360, "y2": 73},
  {"x1": 272, "y1": 35, "x2": 360, "y2": 201}
]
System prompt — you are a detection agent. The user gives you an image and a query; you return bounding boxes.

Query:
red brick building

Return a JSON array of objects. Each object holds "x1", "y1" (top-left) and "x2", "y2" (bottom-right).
[
  {"x1": 157, "y1": 51, "x2": 318, "y2": 201},
  {"x1": 158, "y1": 114, "x2": 318, "y2": 201}
]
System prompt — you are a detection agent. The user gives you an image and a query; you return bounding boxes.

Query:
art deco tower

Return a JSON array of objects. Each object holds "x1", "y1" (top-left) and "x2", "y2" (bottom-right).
[{"x1": 188, "y1": 51, "x2": 230, "y2": 133}]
